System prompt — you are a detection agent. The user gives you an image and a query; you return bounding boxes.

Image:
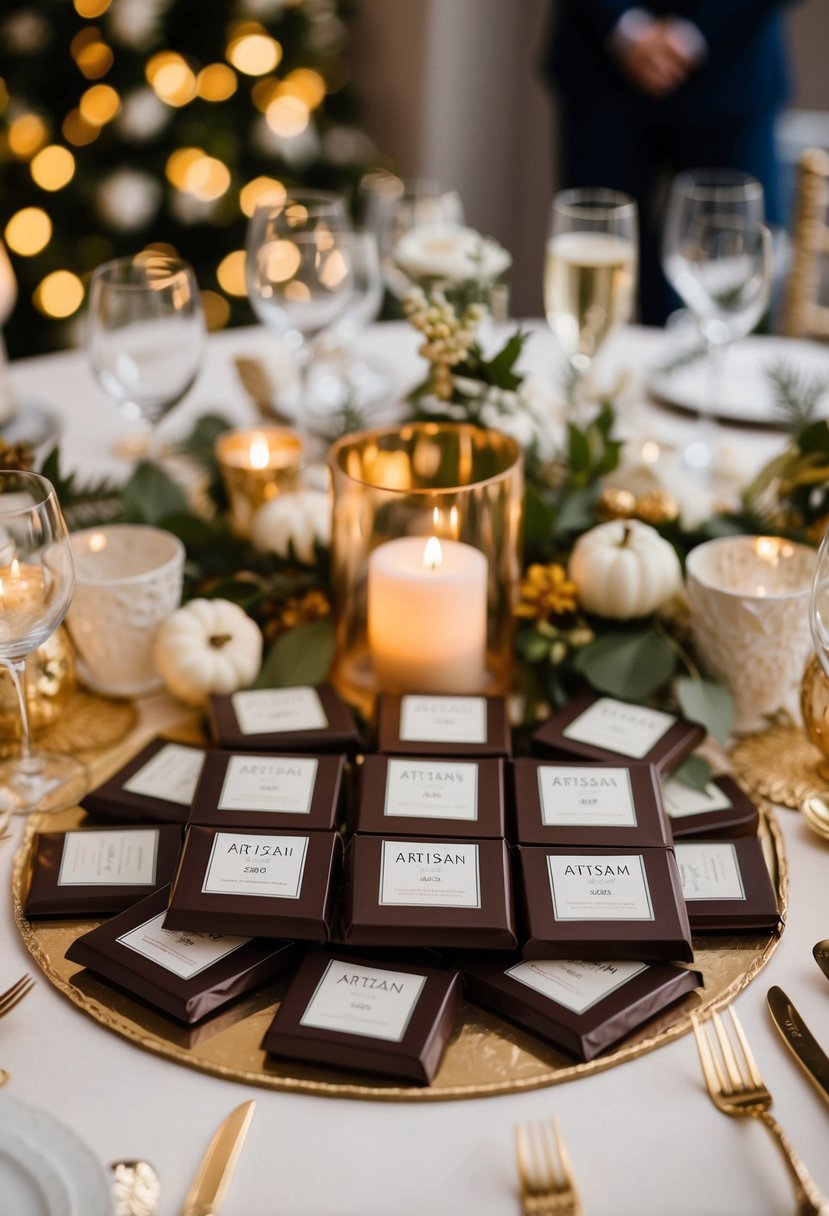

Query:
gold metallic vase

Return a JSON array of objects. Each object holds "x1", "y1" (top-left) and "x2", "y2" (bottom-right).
[
  {"x1": 328, "y1": 422, "x2": 523, "y2": 718},
  {"x1": 800, "y1": 651, "x2": 829, "y2": 780},
  {"x1": 0, "y1": 626, "x2": 76, "y2": 741}
]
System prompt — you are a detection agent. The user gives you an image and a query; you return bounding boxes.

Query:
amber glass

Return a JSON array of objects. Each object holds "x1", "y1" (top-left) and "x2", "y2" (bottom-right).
[{"x1": 328, "y1": 423, "x2": 523, "y2": 717}]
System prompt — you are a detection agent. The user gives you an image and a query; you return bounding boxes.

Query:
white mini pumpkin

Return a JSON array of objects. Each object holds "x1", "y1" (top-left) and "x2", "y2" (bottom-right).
[
  {"x1": 153, "y1": 598, "x2": 263, "y2": 707},
  {"x1": 568, "y1": 520, "x2": 682, "y2": 620},
  {"x1": 250, "y1": 490, "x2": 330, "y2": 565}
]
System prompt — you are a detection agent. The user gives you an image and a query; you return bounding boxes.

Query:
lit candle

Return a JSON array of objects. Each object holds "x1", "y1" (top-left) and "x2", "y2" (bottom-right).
[
  {"x1": 0, "y1": 560, "x2": 47, "y2": 648},
  {"x1": 368, "y1": 536, "x2": 488, "y2": 693},
  {"x1": 214, "y1": 426, "x2": 303, "y2": 537}
]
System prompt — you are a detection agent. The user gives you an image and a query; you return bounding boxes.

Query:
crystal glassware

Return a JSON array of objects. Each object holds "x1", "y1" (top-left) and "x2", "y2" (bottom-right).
[
  {"x1": 663, "y1": 169, "x2": 771, "y2": 475},
  {"x1": 87, "y1": 253, "x2": 204, "y2": 463},
  {"x1": 544, "y1": 188, "x2": 638, "y2": 407},
  {"x1": 0, "y1": 471, "x2": 88, "y2": 813}
]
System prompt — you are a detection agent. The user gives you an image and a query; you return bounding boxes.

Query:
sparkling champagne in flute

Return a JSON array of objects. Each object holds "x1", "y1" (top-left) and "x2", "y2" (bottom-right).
[
  {"x1": 545, "y1": 189, "x2": 638, "y2": 400},
  {"x1": 0, "y1": 471, "x2": 87, "y2": 814}
]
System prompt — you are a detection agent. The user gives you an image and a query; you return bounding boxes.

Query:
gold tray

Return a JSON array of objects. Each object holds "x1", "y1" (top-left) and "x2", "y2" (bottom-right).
[{"x1": 12, "y1": 802, "x2": 787, "y2": 1102}]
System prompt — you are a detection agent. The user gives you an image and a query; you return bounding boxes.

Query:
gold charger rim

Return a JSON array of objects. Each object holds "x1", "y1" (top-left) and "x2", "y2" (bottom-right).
[{"x1": 11, "y1": 805, "x2": 787, "y2": 1103}]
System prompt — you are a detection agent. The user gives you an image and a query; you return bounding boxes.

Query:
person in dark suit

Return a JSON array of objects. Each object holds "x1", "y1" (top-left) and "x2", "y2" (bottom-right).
[{"x1": 543, "y1": 1, "x2": 798, "y2": 323}]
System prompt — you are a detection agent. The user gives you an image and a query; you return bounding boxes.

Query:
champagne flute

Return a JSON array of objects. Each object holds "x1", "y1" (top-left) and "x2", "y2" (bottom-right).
[
  {"x1": 0, "y1": 471, "x2": 87, "y2": 814},
  {"x1": 87, "y1": 253, "x2": 205, "y2": 463},
  {"x1": 544, "y1": 188, "x2": 638, "y2": 410},
  {"x1": 247, "y1": 226, "x2": 354, "y2": 424}
]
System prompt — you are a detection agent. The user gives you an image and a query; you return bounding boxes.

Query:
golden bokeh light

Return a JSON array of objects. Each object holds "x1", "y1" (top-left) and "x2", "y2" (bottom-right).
[
  {"x1": 62, "y1": 108, "x2": 99, "y2": 146},
  {"x1": 282, "y1": 68, "x2": 326, "y2": 109},
  {"x1": 165, "y1": 146, "x2": 203, "y2": 189},
  {"x1": 73, "y1": 0, "x2": 111, "y2": 16},
  {"x1": 196, "y1": 63, "x2": 237, "y2": 102},
  {"x1": 251, "y1": 77, "x2": 279, "y2": 113},
  {"x1": 201, "y1": 289, "x2": 231, "y2": 331},
  {"x1": 146, "y1": 51, "x2": 197, "y2": 107},
  {"x1": 261, "y1": 239, "x2": 301, "y2": 283},
  {"x1": 0, "y1": 79, "x2": 8, "y2": 116},
  {"x1": 186, "y1": 156, "x2": 231, "y2": 201},
  {"x1": 5, "y1": 207, "x2": 52, "y2": 256},
  {"x1": 284, "y1": 280, "x2": 311, "y2": 302},
  {"x1": 75, "y1": 39, "x2": 114, "y2": 80},
  {"x1": 144, "y1": 241, "x2": 180, "y2": 259},
  {"x1": 34, "y1": 270, "x2": 85, "y2": 318},
  {"x1": 216, "y1": 250, "x2": 247, "y2": 296},
  {"x1": 226, "y1": 30, "x2": 281, "y2": 77},
  {"x1": 320, "y1": 248, "x2": 349, "y2": 289},
  {"x1": 239, "y1": 176, "x2": 285, "y2": 217},
  {"x1": 30, "y1": 145, "x2": 75, "y2": 191},
  {"x1": 265, "y1": 95, "x2": 310, "y2": 139},
  {"x1": 79, "y1": 84, "x2": 120, "y2": 126},
  {"x1": 8, "y1": 114, "x2": 49, "y2": 159}
]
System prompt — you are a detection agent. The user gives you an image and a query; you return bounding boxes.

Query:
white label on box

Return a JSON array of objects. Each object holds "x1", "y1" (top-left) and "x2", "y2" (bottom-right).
[
  {"x1": 201, "y1": 832, "x2": 309, "y2": 899},
  {"x1": 676, "y1": 842, "x2": 746, "y2": 901},
  {"x1": 117, "y1": 911, "x2": 250, "y2": 980},
  {"x1": 662, "y1": 778, "x2": 732, "y2": 820},
  {"x1": 506, "y1": 958, "x2": 649, "y2": 1015},
  {"x1": 218, "y1": 755, "x2": 319, "y2": 815},
  {"x1": 230, "y1": 687, "x2": 328, "y2": 736},
  {"x1": 299, "y1": 959, "x2": 427, "y2": 1043},
  {"x1": 122, "y1": 744, "x2": 206, "y2": 807},
  {"x1": 58, "y1": 829, "x2": 160, "y2": 887},
  {"x1": 384, "y1": 759, "x2": 479, "y2": 822},
  {"x1": 378, "y1": 839, "x2": 481, "y2": 908},
  {"x1": 399, "y1": 696, "x2": 487, "y2": 745},
  {"x1": 562, "y1": 697, "x2": 675, "y2": 760},
  {"x1": 538, "y1": 766, "x2": 637, "y2": 828},
  {"x1": 547, "y1": 853, "x2": 655, "y2": 921}
]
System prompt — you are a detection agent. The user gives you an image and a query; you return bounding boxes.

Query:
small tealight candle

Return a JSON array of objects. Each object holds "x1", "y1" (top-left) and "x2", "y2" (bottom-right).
[
  {"x1": 368, "y1": 535, "x2": 488, "y2": 693},
  {"x1": 215, "y1": 426, "x2": 303, "y2": 537}
]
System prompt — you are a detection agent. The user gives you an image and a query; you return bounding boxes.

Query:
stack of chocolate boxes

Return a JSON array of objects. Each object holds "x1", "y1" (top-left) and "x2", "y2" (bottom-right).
[{"x1": 25, "y1": 681, "x2": 780, "y2": 1082}]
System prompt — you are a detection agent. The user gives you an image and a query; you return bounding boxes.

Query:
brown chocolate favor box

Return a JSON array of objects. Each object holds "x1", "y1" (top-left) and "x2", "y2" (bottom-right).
[
  {"x1": 355, "y1": 755, "x2": 506, "y2": 839},
  {"x1": 80, "y1": 737, "x2": 208, "y2": 824},
  {"x1": 189, "y1": 750, "x2": 345, "y2": 833},
  {"x1": 377, "y1": 694, "x2": 512, "y2": 758},
  {"x1": 209, "y1": 683, "x2": 362, "y2": 753}
]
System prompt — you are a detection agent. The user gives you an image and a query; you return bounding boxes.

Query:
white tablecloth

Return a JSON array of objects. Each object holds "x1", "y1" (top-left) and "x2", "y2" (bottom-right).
[{"x1": 3, "y1": 323, "x2": 829, "y2": 1216}]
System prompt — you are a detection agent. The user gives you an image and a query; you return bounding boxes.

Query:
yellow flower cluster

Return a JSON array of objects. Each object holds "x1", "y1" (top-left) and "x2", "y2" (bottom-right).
[
  {"x1": 514, "y1": 563, "x2": 579, "y2": 622},
  {"x1": 403, "y1": 287, "x2": 485, "y2": 400}
]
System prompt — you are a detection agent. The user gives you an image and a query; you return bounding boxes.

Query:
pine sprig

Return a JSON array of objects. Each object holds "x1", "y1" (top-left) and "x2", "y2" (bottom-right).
[{"x1": 765, "y1": 359, "x2": 829, "y2": 435}]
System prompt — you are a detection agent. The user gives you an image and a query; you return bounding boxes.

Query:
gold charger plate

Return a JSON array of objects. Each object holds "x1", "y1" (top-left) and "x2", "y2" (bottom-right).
[{"x1": 12, "y1": 803, "x2": 787, "y2": 1102}]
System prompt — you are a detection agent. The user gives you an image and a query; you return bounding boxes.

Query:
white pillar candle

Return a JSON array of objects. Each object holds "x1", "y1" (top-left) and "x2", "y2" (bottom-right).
[{"x1": 368, "y1": 536, "x2": 488, "y2": 693}]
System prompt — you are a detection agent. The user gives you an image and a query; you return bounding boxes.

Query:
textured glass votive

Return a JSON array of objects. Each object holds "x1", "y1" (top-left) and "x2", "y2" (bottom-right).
[
  {"x1": 328, "y1": 423, "x2": 523, "y2": 715},
  {"x1": 215, "y1": 426, "x2": 303, "y2": 537},
  {"x1": 686, "y1": 535, "x2": 815, "y2": 732}
]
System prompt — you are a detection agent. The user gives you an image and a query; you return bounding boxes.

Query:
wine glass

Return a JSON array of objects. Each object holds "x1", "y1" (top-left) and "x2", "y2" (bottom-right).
[
  {"x1": 544, "y1": 188, "x2": 638, "y2": 410},
  {"x1": 663, "y1": 169, "x2": 771, "y2": 474},
  {"x1": 359, "y1": 172, "x2": 465, "y2": 299},
  {"x1": 247, "y1": 226, "x2": 354, "y2": 423},
  {"x1": 0, "y1": 471, "x2": 88, "y2": 814},
  {"x1": 87, "y1": 253, "x2": 205, "y2": 463}
]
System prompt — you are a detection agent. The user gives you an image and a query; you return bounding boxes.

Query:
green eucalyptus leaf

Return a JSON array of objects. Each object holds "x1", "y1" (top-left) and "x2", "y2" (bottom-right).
[
  {"x1": 676, "y1": 676, "x2": 734, "y2": 744},
  {"x1": 120, "y1": 460, "x2": 189, "y2": 525},
  {"x1": 571, "y1": 627, "x2": 676, "y2": 700},
  {"x1": 672, "y1": 754, "x2": 713, "y2": 793},
  {"x1": 555, "y1": 486, "x2": 598, "y2": 535},
  {"x1": 253, "y1": 617, "x2": 335, "y2": 689}
]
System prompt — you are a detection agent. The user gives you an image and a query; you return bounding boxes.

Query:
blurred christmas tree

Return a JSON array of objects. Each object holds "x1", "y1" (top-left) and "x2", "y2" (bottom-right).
[{"x1": 0, "y1": 0, "x2": 376, "y2": 356}]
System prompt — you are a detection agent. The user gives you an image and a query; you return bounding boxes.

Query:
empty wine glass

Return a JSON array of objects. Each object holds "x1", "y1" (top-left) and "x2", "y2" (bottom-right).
[
  {"x1": 0, "y1": 471, "x2": 87, "y2": 814},
  {"x1": 247, "y1": 225, "x2": 354, "y2": 424},
  {"x1": 359, "y1": 172, "x2": 465, "y2": 299},
  {"x1": 544, "y1": 188, "x2": 638, "y2": 409},
  {"x1": 663, "y1": 169, "x2": 771, "y2": 474},
  {"x1": 87, "y1": 253, "x2": 205, "y2": 463}
]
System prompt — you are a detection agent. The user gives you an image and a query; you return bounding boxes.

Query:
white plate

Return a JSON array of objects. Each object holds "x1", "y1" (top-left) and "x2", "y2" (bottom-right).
[
  {"x1": 647, "y1": 334, "x2": 829, "y2": 426},
  {"x1": 0, "y1": 1093, "x2": 111, "y2": 1215}
]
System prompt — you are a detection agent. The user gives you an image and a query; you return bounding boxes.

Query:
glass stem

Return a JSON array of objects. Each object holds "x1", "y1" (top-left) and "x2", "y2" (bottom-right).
[
  {"x1": 144, "y1": 420, "x2": 161, "y2": 466},
  {"x1": 4, "y1": 658, "x2": 38, "y2": 773}
]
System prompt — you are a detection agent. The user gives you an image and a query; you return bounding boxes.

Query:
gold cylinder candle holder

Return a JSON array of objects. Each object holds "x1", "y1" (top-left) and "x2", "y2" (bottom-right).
[
  {"x1": 328, "y1": 422, "x2": 524, "y2": 717},
  {"x1": 215, "y1": 426, "x2": 303, "y2": 538}
]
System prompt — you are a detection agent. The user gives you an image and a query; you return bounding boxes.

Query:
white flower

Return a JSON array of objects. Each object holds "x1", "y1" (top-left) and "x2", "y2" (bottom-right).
[
  {"x1": 251, "y1": 490, "x2": 331, "y2": 564},
  {"x1": 96, "y1": 170, "x2": 162, "y2": 231},
  {"x1": 394, "y1": 224, "x2": 512, "y2": 285}
]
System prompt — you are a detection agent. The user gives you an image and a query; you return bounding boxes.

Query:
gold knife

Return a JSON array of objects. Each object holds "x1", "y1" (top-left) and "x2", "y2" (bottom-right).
[
  {"x1": 767, "y1": 986, "x2": 829, "y2": 1110},
  {"x1": 179, "y1": 1100, "x2": 256, "y2": 1216}
]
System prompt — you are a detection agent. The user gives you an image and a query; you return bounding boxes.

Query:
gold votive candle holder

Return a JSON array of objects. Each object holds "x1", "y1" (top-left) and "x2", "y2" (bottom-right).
[
  {"x1": 215, "y1": 426, "x2": 303, "y2": 538},
  {"x1": 328, "y1": 422, "x2": 524, "y2": 717}
]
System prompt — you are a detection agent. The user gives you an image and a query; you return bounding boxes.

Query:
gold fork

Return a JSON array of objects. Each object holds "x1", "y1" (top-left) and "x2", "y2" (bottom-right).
[
  {"x1": 0, "y1": 974, "x2": 35, "y2": 1020},
  {"x1": 515, "y1": 1117, "x2": 583, "y2": 1216},
  {"x1": 692, "y1": 1008, "x2": 829, "y2": 1216}
]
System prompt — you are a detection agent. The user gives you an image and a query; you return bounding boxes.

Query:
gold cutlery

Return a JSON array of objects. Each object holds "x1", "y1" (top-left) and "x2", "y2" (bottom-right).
[
  {"x1": 0, "y1": 974, "x2": 35, "y2": 1019},
  {"x1": 768, "y1": 986, "x2": 829, "y2": 1109},
  {"x1": 814, "y1": 941, "x2": 829, "y2": 984},
  {"x1": 692, "y1": 1007, "x2": 829, "y2": 1216},
  {"x1": 515, "y1": 1116, "x2": 582, "y2": 1216},
  {"x1": 179, "y1": 1099, "x2": 255, "y2": 1216},
  {"x1": 111, "y1": 1159, "x2": 161, "y2": 1216}
]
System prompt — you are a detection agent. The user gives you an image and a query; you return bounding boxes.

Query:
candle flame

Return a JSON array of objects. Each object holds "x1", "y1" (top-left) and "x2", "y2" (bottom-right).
[
  {"x1": 753, "y1": 537, "x2": 792, "y2": 566},
  {"x1": 89, "y1": 532, "x2": 107, "y2": 553},
  {"x1": 249, "y1": 433, "x2": 270, "y2": 470},
  {"x1": 423, "y1": 536, "x2": 442, "y2": 571},
  {"x1": 10, "y1": 558, "x2": 19, "y2": 577}
]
